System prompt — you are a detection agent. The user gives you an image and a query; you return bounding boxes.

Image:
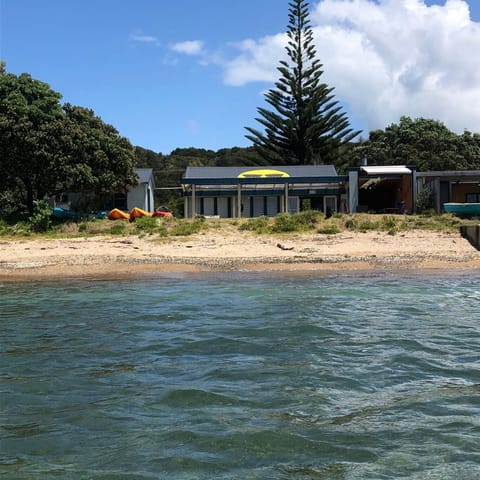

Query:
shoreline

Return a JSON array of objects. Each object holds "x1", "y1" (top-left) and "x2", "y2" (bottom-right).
[{"x1": 1, "y1": 229, "x2": 479, "y2": 282}]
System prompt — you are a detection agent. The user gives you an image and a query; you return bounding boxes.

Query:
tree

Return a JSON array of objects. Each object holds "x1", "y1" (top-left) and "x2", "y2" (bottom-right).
[
  {"x1": 357, "y1": 116, "x2": 480, "y2": 171},
  {"x1": 0, "y1": 69, "x2": 138, "y2": 214},
  {"x1": 245, "y1": 0, "x2": 360, "y2": 165},
  {"x1": 59, "y1": 104, "x2": 138, "y2": 209},
  {"x1": 0, "y1": 71, "x2": 65, "y2": 213}
]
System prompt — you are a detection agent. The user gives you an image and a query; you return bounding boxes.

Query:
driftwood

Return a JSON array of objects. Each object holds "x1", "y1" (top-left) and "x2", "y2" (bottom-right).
[{"x1": 277, "y1": 243, "x2": 294, "y2": 251}]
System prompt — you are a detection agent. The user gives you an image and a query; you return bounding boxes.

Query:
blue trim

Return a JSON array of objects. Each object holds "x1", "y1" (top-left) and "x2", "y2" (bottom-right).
[{"x1": 183, "y1": 176, "x2": 348, "y2": 186}]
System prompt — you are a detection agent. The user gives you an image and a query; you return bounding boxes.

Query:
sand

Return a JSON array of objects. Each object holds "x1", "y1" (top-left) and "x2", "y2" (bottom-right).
[{"x1": 1, "y1": 225, "x2": 479, "y2": 282}]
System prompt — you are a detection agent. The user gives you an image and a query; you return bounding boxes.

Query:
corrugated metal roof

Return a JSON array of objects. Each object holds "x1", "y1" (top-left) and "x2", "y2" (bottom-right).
[
  {"x1": 361, "y1": 166, "x2": 412, "y2": 175},
  {"x1": 184, "y1": 165, "x2": 338, "y2": 179},
  {"x1": 136, "y1": 168, "x2": 154, "y2": 184}
]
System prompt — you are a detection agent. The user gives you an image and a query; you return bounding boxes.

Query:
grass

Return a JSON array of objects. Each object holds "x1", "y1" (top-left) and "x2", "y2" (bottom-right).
[{"x1": 0, "y1": 210, "x2": 473, "y2": 241}]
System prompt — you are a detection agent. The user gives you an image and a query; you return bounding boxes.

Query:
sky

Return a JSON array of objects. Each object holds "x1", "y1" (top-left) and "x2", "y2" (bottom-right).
[{"x1": 1, "y1": 0, "x2": 480, "y2": 155}]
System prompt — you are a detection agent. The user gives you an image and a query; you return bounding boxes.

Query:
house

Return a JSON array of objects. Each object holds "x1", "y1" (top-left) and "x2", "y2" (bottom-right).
[
  {"x1": 181, "y1": 165, "x2": 348, "y2": 218},
  {"x1": 183, "y1": 164, "x2": 480, "y2": 217},
  {"x1": 415, "y1": 170, "x2": 480, "y2": 213}
]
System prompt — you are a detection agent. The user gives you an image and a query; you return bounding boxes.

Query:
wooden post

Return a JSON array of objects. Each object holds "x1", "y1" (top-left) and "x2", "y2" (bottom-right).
[
  {"x1": 192, "y1": 184, "x2": 196, "y2": 218},
  {"x1": 237, "y1": 184, "x2": 242, "y2": 218},
  {"x1": 284, "y1": 182, "x2": 289, "y2": 213}
]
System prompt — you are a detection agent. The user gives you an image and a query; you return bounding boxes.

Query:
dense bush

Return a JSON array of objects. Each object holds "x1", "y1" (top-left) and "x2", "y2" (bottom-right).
[{"x1": 28, "y1": 200, "x2": 52, "y2": 232}]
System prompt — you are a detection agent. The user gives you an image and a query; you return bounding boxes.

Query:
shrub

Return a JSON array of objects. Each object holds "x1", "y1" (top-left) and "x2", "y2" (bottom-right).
[
  {"x1": 317, "y1": 223, "x2": 341, "y2": 234},
  {"x1": 135, "y1": 216, "x2": 160, "y2": 234},
  {"x1": 170, "y1": 219, "x2": 206, "y2": 236},
  {"x1": 344, "y1": 217, "x2": 358, "y2": 230},
  {"x1": 239, "y1": 216, "x2": 270, "y2": 233},
  {"x1": 416, "y1": 186, "x2": 435, "y2": 213},
  {"x1": 357, "y1": 219, "x2": 378, "y2": 232},
  {"x1": 271, "y1": 213, "x2": 300, "y2": 233},
  {"x1": 28, "y1": 200, "x2": 52, "y2": 233},
  {"x1": 109, "y1": 223, "x2": 128, "y2": 235},
  {"x1": 381, "y1": 215, "x2": 397, "y2": 230},
  {"x1": 296, "y1": 209, "x2": 322, "y2": 227},
  {"x1": 271, "y1": 212, "x2": 319, "y2": 233}
]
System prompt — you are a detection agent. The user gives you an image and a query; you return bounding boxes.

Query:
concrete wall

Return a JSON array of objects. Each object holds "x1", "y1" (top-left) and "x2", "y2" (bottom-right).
[{"x1": 461, "y1": 225, "x2": 480, "y2": 250}]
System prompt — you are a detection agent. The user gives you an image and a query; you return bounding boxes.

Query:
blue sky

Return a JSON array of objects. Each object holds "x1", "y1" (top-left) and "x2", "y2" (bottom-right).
[{"x1": 2, "y1": 0, "x2": 480, "y2": 154}]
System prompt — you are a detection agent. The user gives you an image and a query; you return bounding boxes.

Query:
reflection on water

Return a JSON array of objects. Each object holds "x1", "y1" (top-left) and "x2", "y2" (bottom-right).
[{"x1": 2, "y1": 272, "x2": 480, "y2": 479}]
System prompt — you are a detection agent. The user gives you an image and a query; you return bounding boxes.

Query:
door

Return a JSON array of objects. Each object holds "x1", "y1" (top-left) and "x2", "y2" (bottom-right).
[{"x1": 323, "y1": 196, "x2": 337, "y2": 216}]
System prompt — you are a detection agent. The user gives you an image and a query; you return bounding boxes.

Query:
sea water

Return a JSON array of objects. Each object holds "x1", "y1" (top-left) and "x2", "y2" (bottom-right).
[{"x1": 1, "y1": 271, "x2": 480, "y2": 479}]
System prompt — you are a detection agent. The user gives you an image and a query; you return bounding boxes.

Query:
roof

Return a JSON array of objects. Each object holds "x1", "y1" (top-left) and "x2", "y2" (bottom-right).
[
  {"x1": 136, "y1": 168, "x2": 154, "y2": 184},
  {"x1": 416, "y1": 170, "x2": 480, "y2": 177},
  {"x1": 361, "y1": 166, "x2": 412, "y2": 175},
  {"x1": 184, "y1": 165, "x2": 338, "y2": 180}
]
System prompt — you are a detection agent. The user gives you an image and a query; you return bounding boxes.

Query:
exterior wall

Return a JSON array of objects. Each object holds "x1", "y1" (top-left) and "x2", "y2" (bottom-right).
[
  {"x1": 452, "y1": 183, "x2": 480, "y2": 203},
  {"x1": 127, "y1": 181, "x2": 154, "y2": 213},
  {"x1": 184, "y1": 194, "x2": 303, "y2": 218},
  {"x1": 400, "y1": 174, "x2": 413, "y2": 212}
]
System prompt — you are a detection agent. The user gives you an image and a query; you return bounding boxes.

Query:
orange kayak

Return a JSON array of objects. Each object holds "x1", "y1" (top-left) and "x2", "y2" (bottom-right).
[
  {"x1": 129, "y1": 207, "x2": 152, "y2": 220},
  {"x1": 108, "y1": 208, "x2": 130, "y2": 220}
]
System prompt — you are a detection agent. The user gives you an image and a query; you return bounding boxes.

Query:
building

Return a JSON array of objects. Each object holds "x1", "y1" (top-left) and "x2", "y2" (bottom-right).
[
  {"x1": 415, "y1": 170, "x2": 480, "y2": 213},
  {"x1": 181, "y1": 166, "x2": 348, "y2": 218},
  {"x1": 348, "y1": 165, "x2": 415, "y2": 214},
  {"x1": 52, "y1": 168, "x2": 155, "y2": 213},
  {"x1": 125, "y1": 168, "x2": 155, "y2": 213},
  {"x1": 182, "y1": 164, "x2": 480, "y2": 217}
]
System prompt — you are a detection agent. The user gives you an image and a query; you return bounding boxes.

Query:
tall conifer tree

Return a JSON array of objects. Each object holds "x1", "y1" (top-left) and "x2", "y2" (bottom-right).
[{"x1": 245, "y1": 0, "x2": 360, "y2": 165}]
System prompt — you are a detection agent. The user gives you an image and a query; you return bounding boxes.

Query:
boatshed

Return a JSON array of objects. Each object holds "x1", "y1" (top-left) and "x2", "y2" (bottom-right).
[
  {"x1": 415, "y1": 170, "x2": 480, "y2": 213},
  {"x1": 349, "y1": 165, "x2": 415, "y2": 214},
  {"x1": 181, "y1": 166, "x2": 348, "y2": 218}
]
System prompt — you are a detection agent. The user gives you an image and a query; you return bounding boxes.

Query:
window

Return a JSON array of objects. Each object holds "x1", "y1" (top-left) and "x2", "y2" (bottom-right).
[{"x1": 466, "y1": 193, "x2": 480, "y2": 203}]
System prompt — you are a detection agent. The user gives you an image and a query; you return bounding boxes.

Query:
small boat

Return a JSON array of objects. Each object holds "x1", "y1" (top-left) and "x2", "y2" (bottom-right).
[
  {"x1": 152, "y1": 210, "x2": 173, "y2": 218},
  {"x1": 52, "y1": 207, "x2": 78, "y2": 219},
  {"x1": 108, "y1": 208, "x2": 130, "y2": 220},
  {"x1": 443, "y1": 203, "x2": 480, "y2": 216},
  {"x1": 129, "y1": 207, "x2": 152, "y2": 220}
]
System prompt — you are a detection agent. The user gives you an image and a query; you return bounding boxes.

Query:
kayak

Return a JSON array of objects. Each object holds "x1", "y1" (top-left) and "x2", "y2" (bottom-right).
[
  {"x1": 108, "y1": 208, "x2": 130, "y2": 220},
  {"x1": 129, "y1": 207, "x2": 153, "y2": 220},
  {"x1": 52, "y1": 207, "x2": 78, "y2": 219},
  {"x1": 152, "y1": 210, "x2": 173, "y2": 217}
]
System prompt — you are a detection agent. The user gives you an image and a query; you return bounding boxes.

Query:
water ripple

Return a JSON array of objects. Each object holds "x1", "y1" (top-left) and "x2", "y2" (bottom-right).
[{"x1": 2, "y1": 272, "x2": 480, "y2": 478}]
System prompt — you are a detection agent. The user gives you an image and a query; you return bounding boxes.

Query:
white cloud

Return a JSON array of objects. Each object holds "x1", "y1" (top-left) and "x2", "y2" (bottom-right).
[
  {"x1": 223, "y1": 35, "x2": 286, "y2": 86},
  {"x1": 170, "y1": 40, "x2": 205, "y2": 56},
  {"x1": 129, "y1": 32, "x2": 160, "y2": 45},
  {"x1": 219, "y1": 0, "x2": 480, "y2": 134}
]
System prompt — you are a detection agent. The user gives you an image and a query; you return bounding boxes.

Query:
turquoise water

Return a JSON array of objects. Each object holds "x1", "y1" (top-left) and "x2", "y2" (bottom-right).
[{"x1": 2, "y1": 271, "x2": 480, "y2": 479}]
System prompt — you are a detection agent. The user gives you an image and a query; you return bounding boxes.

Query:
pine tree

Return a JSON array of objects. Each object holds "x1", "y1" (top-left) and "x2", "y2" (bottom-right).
[{"x1": 245, "y1": 0, "x2": 360, "y2": 165}]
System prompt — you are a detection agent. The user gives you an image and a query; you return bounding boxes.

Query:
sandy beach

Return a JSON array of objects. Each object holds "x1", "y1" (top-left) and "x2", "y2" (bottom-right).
[{"x1": 1, "y1": 226, "x2": 479, "y2": 281}]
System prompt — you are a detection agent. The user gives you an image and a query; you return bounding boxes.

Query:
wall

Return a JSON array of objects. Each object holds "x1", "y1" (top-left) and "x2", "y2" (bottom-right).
[{"x1": 452, "y1": 184, "x2": 480, "y2": 203}]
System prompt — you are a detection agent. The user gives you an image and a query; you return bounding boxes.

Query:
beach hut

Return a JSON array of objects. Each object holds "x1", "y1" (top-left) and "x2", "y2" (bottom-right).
[
  {"x1": 181, "y1": 165, "x2": 347, "y2": 218},
  {"x1": 348, "y1": 165, "x2": 416, "y2": 214}
]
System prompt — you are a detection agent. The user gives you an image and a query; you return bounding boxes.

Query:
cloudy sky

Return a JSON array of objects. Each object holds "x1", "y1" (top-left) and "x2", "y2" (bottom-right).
[{"x1": 2, "y1": 0, "x2": 480, "y2": 153}]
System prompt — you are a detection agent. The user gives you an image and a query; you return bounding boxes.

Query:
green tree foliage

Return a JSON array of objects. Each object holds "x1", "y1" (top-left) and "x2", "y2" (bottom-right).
[
  {"x1": 356, "y1": 116, "x2": 480, "y2": 171},
  {"x1": 60, "y1": 104, "x2": 138, "y2": 208},
  {"x1": 0, "y1": 71, "x2": 64, "y2": 213},
  {"x1": 245, "y1": 0, "x2": 360, "y2": 165},
  {"x1": 0, "y1": 68, "x2": 137, "y2": 214}
]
